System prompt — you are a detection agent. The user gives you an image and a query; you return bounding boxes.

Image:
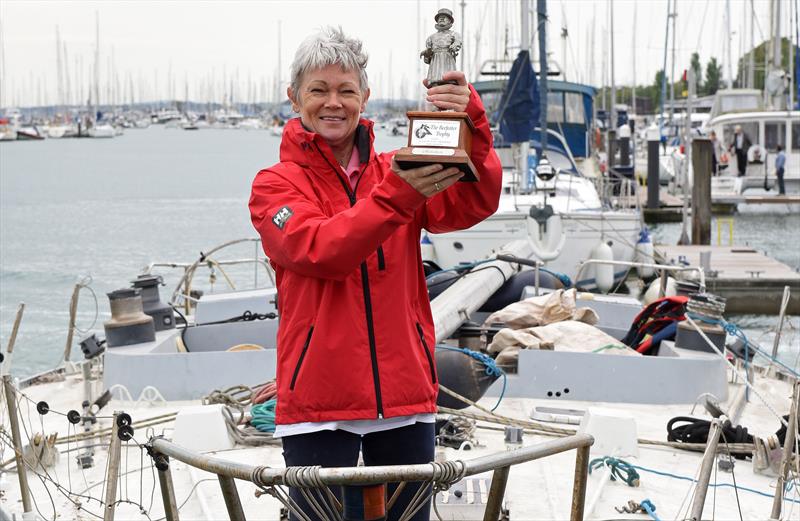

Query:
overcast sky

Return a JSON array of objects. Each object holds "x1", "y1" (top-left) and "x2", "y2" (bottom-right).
[{"x1": 0, "y1": 0, "x2": 790, "y2": 108}]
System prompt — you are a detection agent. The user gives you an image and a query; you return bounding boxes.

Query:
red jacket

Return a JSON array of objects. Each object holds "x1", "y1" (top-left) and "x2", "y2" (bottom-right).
[{"x1": 249, "y1": 86, "x2": 501, "y2": 424}]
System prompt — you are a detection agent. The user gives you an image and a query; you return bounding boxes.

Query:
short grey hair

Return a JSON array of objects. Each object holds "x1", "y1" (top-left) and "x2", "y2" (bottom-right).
[{"x1": 290, "y1": 26, "x2": 369, "y2": 94}]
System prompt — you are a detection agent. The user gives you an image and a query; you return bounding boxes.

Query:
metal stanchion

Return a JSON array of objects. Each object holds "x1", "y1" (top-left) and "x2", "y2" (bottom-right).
[
  {"x1": 103, "y1": 412, "x2": 123, "y2": 521},
  {"x1": 2, "y1": 375, "x2": 33, "y2": 513}
]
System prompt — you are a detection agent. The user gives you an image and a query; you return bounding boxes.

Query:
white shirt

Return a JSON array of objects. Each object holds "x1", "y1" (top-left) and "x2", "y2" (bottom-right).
[{"x1": 273, "y1": 413, "x2": 436, "y2": 438}]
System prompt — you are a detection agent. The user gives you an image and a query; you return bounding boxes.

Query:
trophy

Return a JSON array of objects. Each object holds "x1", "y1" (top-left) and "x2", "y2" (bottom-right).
[{"x1": 394, "y1": 8, "x2": 479, "y2": 182}]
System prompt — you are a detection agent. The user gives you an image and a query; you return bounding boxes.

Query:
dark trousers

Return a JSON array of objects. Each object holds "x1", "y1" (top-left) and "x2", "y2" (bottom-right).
[
  {"x1": 282, "y1": 422, "x2": 435, "y2": 521},
  {"x1": 736, "y1": 150, "x2": 747, "y2": 176},
  {"x1": 777, "y1": 167, "x2": 786, "y2": 195}
]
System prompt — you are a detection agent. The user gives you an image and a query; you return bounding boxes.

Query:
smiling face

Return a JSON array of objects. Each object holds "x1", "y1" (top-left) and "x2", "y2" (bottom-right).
[{"x1": 288, "y1": 64, "x2": 369, "y2": 151}]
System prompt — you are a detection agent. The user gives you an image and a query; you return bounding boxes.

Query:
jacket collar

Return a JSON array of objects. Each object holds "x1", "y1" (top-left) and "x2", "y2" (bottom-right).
[{"x1": 279, "y1": 117, "x2": 376, "y2": 169}]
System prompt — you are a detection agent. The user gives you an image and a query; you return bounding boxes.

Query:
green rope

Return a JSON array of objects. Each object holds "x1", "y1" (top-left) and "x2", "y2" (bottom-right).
[
  {"x1": 592, "y1": 344, "x2": 628, "y2": 353},
  {"x1": 589, "y1": 456, "x2": 641, "y2": 487},
  {"x1": 250, "y1": 399, "x2": 277, "y2": 433}
]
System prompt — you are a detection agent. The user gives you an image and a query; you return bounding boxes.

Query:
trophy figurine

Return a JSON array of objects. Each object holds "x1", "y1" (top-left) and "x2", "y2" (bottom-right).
[{"x1": 394, "y1": 8, "x2": 479, "y2": 182}]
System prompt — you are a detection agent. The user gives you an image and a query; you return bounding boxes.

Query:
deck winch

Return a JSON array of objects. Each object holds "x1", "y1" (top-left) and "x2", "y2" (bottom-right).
[
  {"x1": 103, "y1": 288, "x2": 156, "y2": 347},
  {"x1": 131, "y1": 274, "x2": 174, "y2": 331}
]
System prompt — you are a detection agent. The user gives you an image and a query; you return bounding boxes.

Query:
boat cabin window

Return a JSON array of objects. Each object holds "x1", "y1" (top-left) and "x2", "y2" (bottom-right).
[
  {"x1": 565, "y1": 93, "x2": 585, "y2": 125},
  {"x1": 764, "y1": 122, "x2": 786, "y2": 153},
  {"x1": 722, "y1": 122, "x2": 758, "y2": 148},
  {"x1": 792, "y1": 122, "x2": 800, "y2": 151},
  {"x1": 547, "y1": 92, "x2": 565, "y2": 123}
]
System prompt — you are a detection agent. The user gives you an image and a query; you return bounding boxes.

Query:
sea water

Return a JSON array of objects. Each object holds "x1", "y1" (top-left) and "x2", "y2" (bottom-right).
[{"x1": 1, "y1": 127, "x2": 798, "y2": 377}]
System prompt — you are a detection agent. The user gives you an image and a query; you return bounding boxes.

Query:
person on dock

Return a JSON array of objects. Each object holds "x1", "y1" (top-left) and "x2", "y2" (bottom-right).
[
  {"x1": 709, "y1": 130, "x2": 723, "y2": 176},
  {"x1": 249, "y1": 26, "x2": 501, "y2": 521},
  {"x1": 729, "y1": 125, "x2": 752, "y2": 177},
  {"x1": 775, "y1": 144, "x2": 786, "y2": 195}
]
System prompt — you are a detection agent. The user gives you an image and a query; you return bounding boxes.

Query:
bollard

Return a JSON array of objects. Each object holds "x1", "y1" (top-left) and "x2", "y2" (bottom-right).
[
  {"x1": 691, "y1": 138, "x2": 713, "y2": 245},
  {"x1": 647, "y1": 125, "x2": 661, "y2": 210}
]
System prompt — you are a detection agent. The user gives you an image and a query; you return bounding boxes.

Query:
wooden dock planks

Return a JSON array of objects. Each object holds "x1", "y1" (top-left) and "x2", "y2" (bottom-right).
[{"x1": 655, "y1": 244, "x2": 800, "y2": 314}]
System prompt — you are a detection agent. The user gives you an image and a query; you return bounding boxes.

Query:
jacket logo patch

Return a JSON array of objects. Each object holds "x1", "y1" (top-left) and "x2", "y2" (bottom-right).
[{"x1": 272, "y1": 206, "x2": 293, "y2": 230}]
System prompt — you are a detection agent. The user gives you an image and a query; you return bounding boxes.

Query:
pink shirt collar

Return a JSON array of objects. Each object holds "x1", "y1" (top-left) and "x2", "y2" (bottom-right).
[{"x1": 344, "y1": 145, "x2": 361, "y2": 189}]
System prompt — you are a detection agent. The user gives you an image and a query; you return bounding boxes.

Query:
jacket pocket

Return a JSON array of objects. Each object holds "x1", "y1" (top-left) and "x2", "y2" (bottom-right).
[
  {"x1": 415, "y1": 323, "x2": 437, "y2": 384},
  {"x1": 289, "y1": 326, "x2": 314, "y2": 391}
]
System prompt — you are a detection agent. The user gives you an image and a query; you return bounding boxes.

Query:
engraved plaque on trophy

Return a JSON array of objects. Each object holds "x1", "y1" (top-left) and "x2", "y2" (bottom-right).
[{"x1": 393, "y1": 8, "x2": 479, "y2": 182}]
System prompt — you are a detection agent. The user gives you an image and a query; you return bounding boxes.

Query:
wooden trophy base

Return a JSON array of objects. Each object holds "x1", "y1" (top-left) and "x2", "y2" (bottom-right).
[{"x1": 393, "y1": 111, "x2": 479, "y2": 182}]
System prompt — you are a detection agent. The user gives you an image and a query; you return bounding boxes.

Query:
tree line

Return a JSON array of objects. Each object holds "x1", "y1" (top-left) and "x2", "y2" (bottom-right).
[{"x1": 597, "y1": 37, "x2": 797, "y2": 113}]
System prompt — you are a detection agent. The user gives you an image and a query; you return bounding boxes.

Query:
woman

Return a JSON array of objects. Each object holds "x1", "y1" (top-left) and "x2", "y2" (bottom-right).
[{"x1": 249, "y1": 26, "x2": 501, "y2": 521}]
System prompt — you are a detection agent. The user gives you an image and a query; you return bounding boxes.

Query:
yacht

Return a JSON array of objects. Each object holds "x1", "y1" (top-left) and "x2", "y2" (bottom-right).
[{"x1": 423, "y1": 77, "x2": 644, "y2": 293}]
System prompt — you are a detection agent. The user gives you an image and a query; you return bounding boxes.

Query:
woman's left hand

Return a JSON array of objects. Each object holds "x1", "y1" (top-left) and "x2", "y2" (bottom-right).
[{"x1": 423, "y1": 71, "x2": 471, "y2": 112}]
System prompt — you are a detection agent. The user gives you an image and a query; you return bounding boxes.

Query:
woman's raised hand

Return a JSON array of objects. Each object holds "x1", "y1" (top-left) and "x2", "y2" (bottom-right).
[
  {"x1": 391, "y1": 159, "x2": 463, "y2": 198},
  {"x1": 423, "y1": 70, "x2": 471, "y2": 112}
]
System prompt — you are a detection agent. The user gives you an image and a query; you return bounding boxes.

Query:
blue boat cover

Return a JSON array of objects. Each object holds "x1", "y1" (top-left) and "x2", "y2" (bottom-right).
[{"x1": 496, "y1": 50, "x2": 540, "y2": 143}]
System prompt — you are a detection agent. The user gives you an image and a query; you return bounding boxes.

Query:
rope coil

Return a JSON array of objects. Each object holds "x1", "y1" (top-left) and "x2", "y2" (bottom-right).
[
  {"x1": 430, "y1": 460, "x2": 467, "y2": 490},
  {"x1": 283, "y1": 465, "x2": 324, "y2": 489}
]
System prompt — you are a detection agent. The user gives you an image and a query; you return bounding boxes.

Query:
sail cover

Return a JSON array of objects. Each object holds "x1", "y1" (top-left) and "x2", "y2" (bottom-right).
[{"x1": 496, "y1": 50, "x2": 540, "y2": 144}]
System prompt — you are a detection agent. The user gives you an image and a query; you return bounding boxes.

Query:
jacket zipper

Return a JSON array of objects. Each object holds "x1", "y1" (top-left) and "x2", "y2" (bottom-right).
[
  {"x1": 377, "y1": 246, "x2": 386, "y2": 271},
  {"x1": 289, "y1": 326, "x2": 314, "y2": 391},
  {"x1": 415, "y1": 323, "x2": 437, "y2": 384},
  {"x1": 314, "y1": 142, "x2": 385, "y2": 418}
]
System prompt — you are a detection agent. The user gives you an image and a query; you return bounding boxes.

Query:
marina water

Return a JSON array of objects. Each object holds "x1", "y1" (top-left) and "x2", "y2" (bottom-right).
[{"x1": 1, "y1": 127, "x2": 798, "y2": 377}]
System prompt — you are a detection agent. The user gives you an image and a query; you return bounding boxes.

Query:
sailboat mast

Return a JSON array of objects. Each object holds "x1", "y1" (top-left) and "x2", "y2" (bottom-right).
[
  {"x1": 725, "y1": 0, "x2": 733, "y2": 89},
  {"x1": 749, "y1": 0, "x2": 755, "y2": 88},
  {"x1": 95, "y1": 11, "x2": 100, "y2": 110},
  {"x1": 632, "y1": 3, "x2": 637, "y2": 115},
  {"x1": 660, "y1": 0, "x2": 670, "y2": 130},
  {"x1": 518, "y1": 0, "x2": 530, "y2": 191},
  {"x1": 0, "y1": 15, "x2": 5, "y2": 108},
  {"x1": 609, "y1": 0, "x2": 617, "y2": 130},
  {"x1": 537, "y1": 0, "x2": 548, "y2": 153},
  {"x1": 669, "y1": 1, "x2": 676, "y2": 122}
]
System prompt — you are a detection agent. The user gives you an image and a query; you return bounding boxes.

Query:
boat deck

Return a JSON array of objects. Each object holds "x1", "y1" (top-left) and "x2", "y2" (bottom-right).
[
  {"x1": 656, "y1": 244, "x2": 800, "y2": 314},
  {"x1": 5, "y1": 368, "x2": 795, "y2": 521}
]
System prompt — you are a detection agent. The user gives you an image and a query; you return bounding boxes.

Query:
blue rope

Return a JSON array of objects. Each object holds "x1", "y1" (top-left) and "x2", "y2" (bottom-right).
[
  {"x1": 250, "y1": 399, "x2": 277, "y2": 433},
  {"x1": 640, "y1": 499, "x2": 661, "y2": 521},
  {"x1": 437, "y1": 345, "x2": 506, "y2": 411},
  {"x1": 686, "y1": 312, "x2": 800, "y2": 379},
  {"x1": 540, "y1": 267, "x2": 572, "y2": 288},
  {"x1": 632, "y1": 462, "x2": 800, "y2": 505},
  {"x1": 589, "y1": 456, "x2": 641, "y2": 487}
]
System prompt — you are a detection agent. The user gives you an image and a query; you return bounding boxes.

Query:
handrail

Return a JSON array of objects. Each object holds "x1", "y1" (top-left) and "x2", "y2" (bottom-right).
[
  {"x1": 574, "y1": 258, "x2": 706, "y2": 291},
  {"x1": 150, "y1": 433, "x2": 592, "y2": 485},
  {"x1": 139, "y1": 238, "x2": 275, "y2": 312},
  {"x1": 148, "y1": 433, "x2": 593, "y2": 520}
]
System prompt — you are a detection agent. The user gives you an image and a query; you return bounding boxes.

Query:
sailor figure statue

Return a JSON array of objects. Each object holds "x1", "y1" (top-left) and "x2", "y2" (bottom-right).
[
  {"x1": 421, "y1": 9, "x2": 462, "y2": 88},
  {"x1": 395, "y1": 8, "x2": 479, "y2": 181}
]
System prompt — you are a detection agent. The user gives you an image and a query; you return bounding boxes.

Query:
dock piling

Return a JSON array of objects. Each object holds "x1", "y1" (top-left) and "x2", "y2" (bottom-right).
[
  {"x1": 607, "y1": 129, "x2": 617, "y2": 171},
  {"x1": 646, "y1": 125, "x2": 660, "y2": 210},
  {"x1": 691, "y1": 137, "x2": 712, "y2": 245}
]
